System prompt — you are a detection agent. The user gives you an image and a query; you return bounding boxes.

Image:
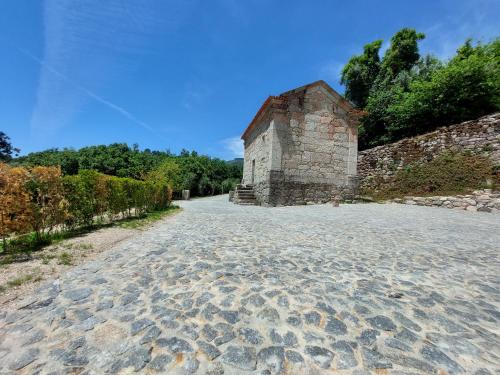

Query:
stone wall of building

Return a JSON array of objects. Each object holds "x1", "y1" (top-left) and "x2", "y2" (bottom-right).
[
  {"x1": 242, "y1": 113, "x2": 273, "y2": 188},
  {"x1": 390, "y1": 189, "x2": 500, "y2": 213},
  {"x1": 278, "y1": 85, "x2": 357, "y2": 186},
  {"x1": 358, "y1": 113, "x2": 500, "y2": 191},
  {"x1": 267, "y1": 171, "x2": 359, "y2": 206},
  {"x1": 267, "y1": 85, "x2": 358, "y2": 205},
  {"x1": 241, "y1": 81, "x2": 359, "y2": 206}
]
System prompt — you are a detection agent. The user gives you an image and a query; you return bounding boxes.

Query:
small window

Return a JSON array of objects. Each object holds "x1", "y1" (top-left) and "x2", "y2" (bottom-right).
[{"x1": 262, "y1": 135, "x2": 266, "y2": 142}]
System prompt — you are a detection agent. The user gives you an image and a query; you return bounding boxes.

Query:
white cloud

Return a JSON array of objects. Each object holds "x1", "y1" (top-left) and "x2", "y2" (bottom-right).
[
  {"x1": 30, "y1": 0, "x2": 194, "y2": 135},
  {"x1": 222, "y1": 137, "x2": 244, "y2": 158},
  {"x1": 19, "y1": 47, "x2": 152, "y2": 131},
  {"x1": 420, "y1": 0, "x2": 499, "y2": 60}
]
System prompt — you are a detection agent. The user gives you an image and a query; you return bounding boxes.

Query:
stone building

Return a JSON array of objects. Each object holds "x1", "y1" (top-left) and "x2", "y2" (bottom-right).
[{"x1": 237, "y1": 80, "x2": 359, "y2": 206}]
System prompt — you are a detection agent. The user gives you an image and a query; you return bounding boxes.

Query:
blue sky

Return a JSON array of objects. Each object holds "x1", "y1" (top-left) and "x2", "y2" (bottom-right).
[{"x1": 1, "y1": 0, "x2": 499, "y2": 160}]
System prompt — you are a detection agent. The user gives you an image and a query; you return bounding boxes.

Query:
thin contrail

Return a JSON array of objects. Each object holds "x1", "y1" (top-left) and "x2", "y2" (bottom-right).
[{"x1": 16, "y1": 46, "x2": 154, "y2": 132}]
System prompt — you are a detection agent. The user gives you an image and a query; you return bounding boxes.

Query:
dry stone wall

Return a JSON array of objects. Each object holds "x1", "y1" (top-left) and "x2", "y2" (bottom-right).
[
  {"x1": 390, "y1": 189, "x2": 500, "y2": 213},
  {"x1": 358, "y1": 113, "x2": 500, "y2": 191}
]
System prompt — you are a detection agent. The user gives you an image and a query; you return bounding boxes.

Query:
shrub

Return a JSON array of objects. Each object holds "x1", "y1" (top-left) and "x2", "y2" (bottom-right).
[
  {"x1": 26, "y1": 166, "x2": 66, "y2": 239},
  {"x1": 62, "y1": 175, "x2": 95, "y2": 228},
  {"x1": 221, "y1": 178, "x2": 240, "y2": 193},
  {"x1": 1, "y1": 163, "x2": 173, "y2": 254},
  {"x1": 0, "y1": 163, "x2": 32, "y2": 250}
]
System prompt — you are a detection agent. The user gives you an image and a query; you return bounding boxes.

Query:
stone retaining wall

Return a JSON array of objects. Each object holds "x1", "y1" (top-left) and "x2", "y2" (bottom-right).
[
  {"x1": 358, "y1": 113, "x2": 500, "y2": 191},
  {"x1": 390, "y1": 189, "x2": 500, "y2": 213}
]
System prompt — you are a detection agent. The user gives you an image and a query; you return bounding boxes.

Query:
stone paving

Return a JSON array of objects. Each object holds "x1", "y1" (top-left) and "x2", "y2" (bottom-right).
[{"x1": 1, "y1": 196, "x2": 499, "y2": 374}]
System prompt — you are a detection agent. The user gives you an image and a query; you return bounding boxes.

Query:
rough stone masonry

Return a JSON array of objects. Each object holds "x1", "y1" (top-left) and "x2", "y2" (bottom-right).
[
  {"x1": 357, "y1": 112, "x2": 500, "y2": 192},
  {"x1": 241, "y1": 80, "x2": 361, "y2": 206}
]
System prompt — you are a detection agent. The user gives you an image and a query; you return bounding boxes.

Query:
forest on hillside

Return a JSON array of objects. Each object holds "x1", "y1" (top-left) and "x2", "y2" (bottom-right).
[
  {"x1": 10, "y1": 143, "x2": 242, "y2": 197},
  {"x1": 341, "y1": 29, "x2": 499, "y2": 150}
]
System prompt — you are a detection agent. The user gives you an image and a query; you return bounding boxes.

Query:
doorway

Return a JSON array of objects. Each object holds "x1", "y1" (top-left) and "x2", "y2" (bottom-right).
[{"x1": 251, "y1": 159, "x2": 255, "y2": 185}]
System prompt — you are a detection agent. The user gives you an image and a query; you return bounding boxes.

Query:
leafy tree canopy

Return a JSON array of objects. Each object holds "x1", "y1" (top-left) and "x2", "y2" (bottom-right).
[
  {"x1": 380, "y1": 28, "x2": 425, "y2": 80},
  {"x1": 340, "y1": 28, "x2": 499, "y2": 149},
  {"x1": 12, "y1": 143, "x2": 243, "y2": 197},
  {"x1": 341, "y1": 40, "x2": 383, "y2": 108},
  {"x1": 0, "y1": 132, "x2": 20, "y2": 162}
]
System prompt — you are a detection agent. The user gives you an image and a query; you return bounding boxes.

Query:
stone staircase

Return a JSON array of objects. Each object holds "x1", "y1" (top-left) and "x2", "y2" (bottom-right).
[{"x1": 233, "y1": 184, "x2": 258, "y2": 205}]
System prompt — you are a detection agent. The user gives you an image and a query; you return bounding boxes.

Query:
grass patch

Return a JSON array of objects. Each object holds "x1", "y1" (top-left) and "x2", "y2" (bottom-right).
[
  {"x1": 6, "y1": 273, "x2": 42, "y2": 288},
  {"x1": 118, "y1": 205, "x2": 181, "y2": 229},
  {"x1": 0, "y1": 205, "x2": 181, "y2": 265},
  {"x1": 0, "y1": 271, "x2": 43, "y2": 294},
  {"x1": 57, "y1": 252, "x2": 73, "y2": 266},
  {"x1": 41, "y1": 254, "x2": 57, "y2": 265},
  {"x1": 363, "y1": 151, "x2": 499, "y2": 200},
  {"x1": 77, "y1": 243, "x2": 93, "y2": 250}
]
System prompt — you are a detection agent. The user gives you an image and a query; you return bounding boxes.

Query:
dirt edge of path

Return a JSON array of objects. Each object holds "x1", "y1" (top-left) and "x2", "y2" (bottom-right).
[{"x1": 0, "y1": 210, "x2": 182, "y2": 309}]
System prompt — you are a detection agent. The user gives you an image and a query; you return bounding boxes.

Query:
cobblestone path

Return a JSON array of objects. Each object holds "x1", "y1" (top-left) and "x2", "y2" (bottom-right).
[{"x1": 1, "y1": 195, "x2": 499, "y2": 374}]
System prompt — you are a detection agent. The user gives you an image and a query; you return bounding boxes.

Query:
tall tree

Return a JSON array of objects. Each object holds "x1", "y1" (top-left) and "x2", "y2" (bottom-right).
[
  {"x1": 380, "y1": 28, "x2": 425, "y2": 80},
  {"x1": 341, "y1": 40, "x2": 383, "y2": 108},
  {"x1": 0, "y1": 132, "x2": 20, "y2": 162}
]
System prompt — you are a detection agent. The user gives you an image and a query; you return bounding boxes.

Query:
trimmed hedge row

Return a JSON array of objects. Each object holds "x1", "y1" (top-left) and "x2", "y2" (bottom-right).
[{"x1": 0, "y1": 163, "x2": 172, "y2": 248}]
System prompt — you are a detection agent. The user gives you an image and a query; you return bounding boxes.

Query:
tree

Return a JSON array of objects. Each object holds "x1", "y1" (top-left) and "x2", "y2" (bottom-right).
[
  {"x1": 13, "y1": 143, "x2": 243, "y2": 197},
  {"x1": 385, "y1": 38, "x2": 500, "y2": 139},
  {"x1": 341, "y1": 40, "x2": 383, "y2": 108},
  {"x1": 0, "y1": 132, "x2": 20, "y2": 162},
  {"x1": 354, "y1": 35, "x2": 499, "y2": 149},
  {"x1": 380, "y1": 28, "x2": 425, "y2": 80},
  {"x1": 454, "y1": 38, "x2": 475, "y2": 61},
  {"x1": 146, "y1": 158, "x2": 183, "y2": 191}
]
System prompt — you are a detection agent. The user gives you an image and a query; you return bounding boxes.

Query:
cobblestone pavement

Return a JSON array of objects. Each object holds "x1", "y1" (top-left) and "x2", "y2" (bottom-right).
[{"x1": 1, "y1": 196, "x2": 499, "y2": 374}]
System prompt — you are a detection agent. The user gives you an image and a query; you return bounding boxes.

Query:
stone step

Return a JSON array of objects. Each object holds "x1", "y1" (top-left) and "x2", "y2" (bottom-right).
[
  {"x1": 233, "y1": 185, "x2": 257, "y2": 205},
  {"x1": 236, "y1": 193, "x2": 256, "y2": 198},
  {"x1": 236, "y1": 202, "x2": 257, "y2": 206},
  {"x1": 235, "y1": 197, "x2": 256, "y2": 201}
]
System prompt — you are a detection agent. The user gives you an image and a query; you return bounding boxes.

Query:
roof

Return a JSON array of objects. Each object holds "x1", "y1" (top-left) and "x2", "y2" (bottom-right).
[{"x1": 241, "y1": 80, "x2": 354, "y2": 140}]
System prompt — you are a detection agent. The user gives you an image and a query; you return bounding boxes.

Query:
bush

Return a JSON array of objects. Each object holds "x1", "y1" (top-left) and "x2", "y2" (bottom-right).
[
  {"x1": 0, "y1": 163, "x2": 172, "y2": 253},
  {"x1": 0, "y1": 164, "x2": 31, "y2": 249},
  {"x1": 221, "y1": 178, "x2": 240, "y2": 193},
  {"x1": 25, "y1": 166, "x2": 66, "y2": 239},
  {"x1": 13, "y1": 144, "x2": 244, "y2": 193}
]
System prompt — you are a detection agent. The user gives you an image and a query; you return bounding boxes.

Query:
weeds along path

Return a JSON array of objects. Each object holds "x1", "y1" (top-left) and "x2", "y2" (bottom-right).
[{"x1": 0, "y1": 195, "x2": 499, "y2": 374}]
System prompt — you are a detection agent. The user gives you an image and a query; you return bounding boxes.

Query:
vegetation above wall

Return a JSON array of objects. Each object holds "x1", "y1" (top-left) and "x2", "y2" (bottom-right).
[
  {"x1": 362, "y1": 151, "x2": 499, "y2": 200},
  {"x1": 341, "y1": 29, "x2": 500, "y2": 150}
]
